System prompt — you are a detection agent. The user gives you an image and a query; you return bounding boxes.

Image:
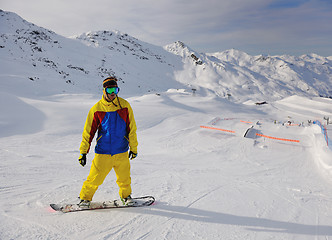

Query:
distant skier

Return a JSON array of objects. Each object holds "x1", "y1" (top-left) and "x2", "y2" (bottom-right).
[{"x1": 78, "y1": 76, "x2": 138, "y2": 207}]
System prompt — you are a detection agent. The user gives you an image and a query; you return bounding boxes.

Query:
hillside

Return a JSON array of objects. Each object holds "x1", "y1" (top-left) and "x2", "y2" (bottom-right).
[{"x1": 0, "y1": 10, "x2": 183, "y2": 98}]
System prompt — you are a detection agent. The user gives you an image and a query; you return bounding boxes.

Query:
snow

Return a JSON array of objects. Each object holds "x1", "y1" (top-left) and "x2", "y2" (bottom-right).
[{"x1": 1, "y1": 9, "x2": 332, "y2": 240}]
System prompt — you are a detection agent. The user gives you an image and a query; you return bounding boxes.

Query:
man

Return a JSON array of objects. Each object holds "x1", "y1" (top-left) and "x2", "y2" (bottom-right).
[{"x1": 78, "y1": 76, "x2": 138, "y2": 207}]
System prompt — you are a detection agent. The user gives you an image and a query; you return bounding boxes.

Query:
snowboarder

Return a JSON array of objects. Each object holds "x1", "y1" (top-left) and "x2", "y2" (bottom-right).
[{"x1": 78, "y1": 76, "x2": 138, "y2": 207}]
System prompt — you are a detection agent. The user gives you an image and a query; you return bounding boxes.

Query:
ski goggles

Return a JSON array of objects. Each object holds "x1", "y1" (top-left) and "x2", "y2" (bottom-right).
[{"x1": 104, "y1": 87, "x2": 119, "y2": 94}]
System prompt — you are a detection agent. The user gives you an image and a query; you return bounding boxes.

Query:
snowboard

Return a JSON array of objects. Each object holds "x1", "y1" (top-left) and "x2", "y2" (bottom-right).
[{"x1": 50, "y1": 196, "x2": 155, "y2": 213}]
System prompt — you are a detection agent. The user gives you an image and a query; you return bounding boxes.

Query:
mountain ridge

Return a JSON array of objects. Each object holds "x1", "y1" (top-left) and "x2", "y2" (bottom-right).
[{"x1": 0, "y1": 9, "x2": 331, "y2": 102}]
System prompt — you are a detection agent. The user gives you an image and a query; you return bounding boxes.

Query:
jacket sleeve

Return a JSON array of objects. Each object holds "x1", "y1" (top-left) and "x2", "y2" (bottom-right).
[
  {"x1": 127, "y1": 103, "x2": 138, "y2": 153},
  {"x1": 79, "y1": 106, "x2": 100, "y2": 154}
]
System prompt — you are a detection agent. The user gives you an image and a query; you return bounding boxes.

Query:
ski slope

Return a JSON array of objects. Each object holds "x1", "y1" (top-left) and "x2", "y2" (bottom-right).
[
  {"x1": 1, "y1": 9, "x2": 332, "y2": 240},
  {"x1": 0, "y1": 90, "x2": 332, "y2": 240}
]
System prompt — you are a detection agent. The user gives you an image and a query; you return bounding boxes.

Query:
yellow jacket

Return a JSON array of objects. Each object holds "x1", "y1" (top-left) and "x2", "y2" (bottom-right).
[{"x1": 80, "y1": 96, "x2": 138, "y2": 156}]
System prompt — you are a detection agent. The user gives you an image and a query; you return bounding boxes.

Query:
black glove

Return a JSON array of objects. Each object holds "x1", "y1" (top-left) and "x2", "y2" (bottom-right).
[
  {"x1": 128, "y1": 151, "x2": 137, "y2": 160},
  {"x1": 79, "y1": 154, "x2": 87, "y2": 167}
]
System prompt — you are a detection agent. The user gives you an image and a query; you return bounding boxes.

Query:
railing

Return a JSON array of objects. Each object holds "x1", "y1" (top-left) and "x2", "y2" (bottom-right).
[{"x1": 313, "y1": 120, "x2": 329, "y2": 146}]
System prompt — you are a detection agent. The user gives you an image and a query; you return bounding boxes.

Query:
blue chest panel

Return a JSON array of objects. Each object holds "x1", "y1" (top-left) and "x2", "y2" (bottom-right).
[{"x1": 95, "y1": 111, "x2": 129, "y2": 155}]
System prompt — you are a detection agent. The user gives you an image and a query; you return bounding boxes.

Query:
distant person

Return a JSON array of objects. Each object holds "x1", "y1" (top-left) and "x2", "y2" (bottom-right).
[{"x1": 78, "y1": 76, "x2": 138, "y2": 207}]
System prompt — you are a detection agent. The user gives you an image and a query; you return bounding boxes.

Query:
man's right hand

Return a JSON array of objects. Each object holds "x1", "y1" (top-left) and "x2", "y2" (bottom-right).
[{"x1": 79, "y1": 154, "x2": 87, "y2": 167}]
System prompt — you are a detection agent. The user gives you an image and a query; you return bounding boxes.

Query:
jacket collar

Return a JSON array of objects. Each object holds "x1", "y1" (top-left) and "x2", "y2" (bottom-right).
[{"x1": 101, "y1": 95, "x2": 120, "y2": 107}]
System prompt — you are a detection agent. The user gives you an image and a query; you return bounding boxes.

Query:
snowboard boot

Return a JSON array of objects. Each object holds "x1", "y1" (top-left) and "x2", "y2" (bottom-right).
[
  {"x1": 78, "y1": 199, "x2": 91, "y2": 208},
  {"x1": 121, "y1": 195, "x2": 134, "y2": 206}
]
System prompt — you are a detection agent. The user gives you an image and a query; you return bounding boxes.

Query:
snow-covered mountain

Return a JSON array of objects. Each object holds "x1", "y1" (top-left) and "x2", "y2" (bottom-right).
[
  {"x1": 1, "y1": 9, "x2": 331, "y2": 102},
  {"x1": 165, "y1": 41, "x2": 332, "y2": 102},
  {"x1": 0, "y1": 10, "x2": 183, "y2": 98}
]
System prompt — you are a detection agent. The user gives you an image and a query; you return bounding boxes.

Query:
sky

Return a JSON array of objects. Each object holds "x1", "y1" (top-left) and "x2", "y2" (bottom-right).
[{"x1": 1, "y1": 0, "x2": 332, "y2": 56}]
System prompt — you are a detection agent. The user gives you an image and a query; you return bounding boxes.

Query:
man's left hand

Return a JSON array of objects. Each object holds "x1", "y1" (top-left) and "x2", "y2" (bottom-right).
[{"x1": 128, "y1": 151, "x2": 137, "y2": 160}]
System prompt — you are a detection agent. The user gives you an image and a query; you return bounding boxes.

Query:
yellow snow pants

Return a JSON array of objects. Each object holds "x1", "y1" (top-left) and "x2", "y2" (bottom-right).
[{"x1": 79, "y1": 152, "x2": 131, "y2": 201}]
